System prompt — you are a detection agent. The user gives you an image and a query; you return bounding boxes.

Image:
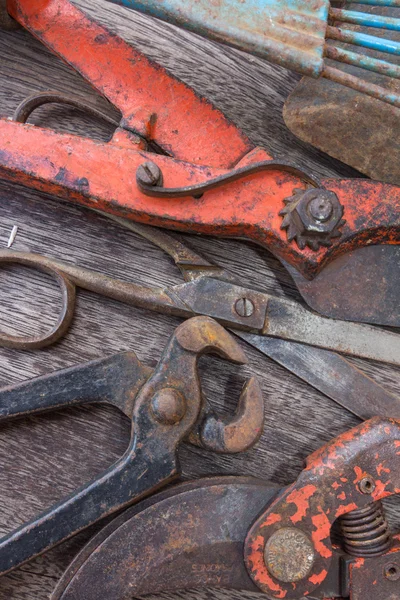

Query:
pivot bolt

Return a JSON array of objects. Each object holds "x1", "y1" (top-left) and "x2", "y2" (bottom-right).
[
  {"x1": 264, "y1": 527, "x2": 315, "y2": 583},
  {"x1": 309, "y1": 196, "x2": 333, "y2": 222},
  {"x1": 358, "y1": 476, "x2": 376, "y2": 495},
  {"x1": 151, "y1": 388, "x2": 186, "y2": 425},
  {"x1": 137, "y1": 161, "x2": 163, "y2": 187},
  {"x1": 235, "y1": 298, "x2": 255, "y2": 318},
  {"x1": 384, "y1": 563, "x2": 400, "y2": 582}
]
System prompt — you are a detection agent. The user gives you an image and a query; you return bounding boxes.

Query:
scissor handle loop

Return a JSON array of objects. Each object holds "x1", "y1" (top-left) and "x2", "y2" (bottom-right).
[{"x1": 0, "y1": 252, "x2": 76, "y2": 349}]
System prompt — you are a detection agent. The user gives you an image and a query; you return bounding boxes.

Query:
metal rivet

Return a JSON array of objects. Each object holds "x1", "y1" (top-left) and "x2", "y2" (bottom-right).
[
  {"x1": 384, "y1": 563, "x2": 400, "y2": 581},
  {"x1": 235, "y1": 298, "x2": 255, "y2": 317},
  {"x1": 358, "y1": 476, "x2": 376, "y2": 495},
  {"x1": 264, "y1": 527, "x2": 315, "y2": 583},
  {"x1": 137, "y1": 161, "x2": 163, "y2": 187},
  {"x1": 308, "y1": 196, "x2": 333, "y2": 222},
  {"x1": 151, "y1": 388, "x2": 186, "y2": 425}
]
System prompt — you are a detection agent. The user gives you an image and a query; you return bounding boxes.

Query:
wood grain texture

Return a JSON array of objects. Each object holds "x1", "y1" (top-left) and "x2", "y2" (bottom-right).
[{"x1": 0, "y1": 1, "x2": 398, "y2": 598}]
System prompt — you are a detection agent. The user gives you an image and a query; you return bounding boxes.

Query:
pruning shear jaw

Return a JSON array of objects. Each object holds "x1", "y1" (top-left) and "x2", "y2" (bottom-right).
[{"x1": 51, "y1": 418, "x2": 400, "y2": 600}]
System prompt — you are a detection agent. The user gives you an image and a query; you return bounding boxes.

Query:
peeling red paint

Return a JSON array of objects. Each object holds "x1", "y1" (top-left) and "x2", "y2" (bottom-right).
[
  {"x1": 335, "y1": 502, "x2": 358, "y2": 518},
  {"x1": 311, "y1": 511, "x2": 332, "y2": 559},
  {"x1": 287, "y1": 485, "x2": 317, "y2": 524},
  {"x1": 0, "y1": 0, "x2": 399, "y2": 281},
  {"x1": 263, "y1": 513, "x2": 282, "y2": 527},
  {"x1": 308, "y1": 568, "x2": 327, "y2": 586}
]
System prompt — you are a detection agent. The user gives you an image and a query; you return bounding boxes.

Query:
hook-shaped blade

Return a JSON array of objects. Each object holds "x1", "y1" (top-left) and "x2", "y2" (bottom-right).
[
  {"x1": 189, "y1": 377, "x2": 264, "y2": 453},
  {"x1": 283, "y1": 245, "x2": 400, "y2": 327},
  {"x1": 163, "y1": 316, "x2": 264, "y2": 453}
]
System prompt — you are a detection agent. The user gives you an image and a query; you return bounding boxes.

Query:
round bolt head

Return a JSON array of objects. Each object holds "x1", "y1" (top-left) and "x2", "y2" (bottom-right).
[
  {"x1": 137, "y1": 161, "x2": 163, "y2": 187},
  {"x1": 358, "y1": 476, "x2": 376, "y2": 495},
  {"x1": 151, "y1": 388, "x2": 186, "y2": 425},
  {"x1": 264, "y1": 527, "x2": 315, "y2": 583},
  {"x1": 309, "y1": 196, "x2": 333, "y2": 222},
  {"x1": 296, "y1": 189, "x2": 343, "y2": 235},
  {"x1": 384, "y1": 562, "x2": 400, "y2": 582},
  {"x1": 235, "y1": 297, "x2": 255, "y2": 318}
]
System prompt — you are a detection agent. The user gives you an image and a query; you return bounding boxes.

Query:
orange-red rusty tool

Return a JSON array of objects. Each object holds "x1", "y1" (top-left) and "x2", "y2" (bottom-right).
[
  {"x1": 51, "y1": 417, "x2": 400, "y2": 600},
  {"x1": 0, "y1": 0, "x2": 399, "y2": 325}
]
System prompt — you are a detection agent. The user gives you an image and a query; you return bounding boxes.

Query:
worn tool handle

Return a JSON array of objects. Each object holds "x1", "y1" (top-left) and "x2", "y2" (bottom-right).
[
  {"x1": 0, "y1": 250, "x2": 191, "y2": 349},
  {"x1": 0, "y1": 121, "x2": 398, "y2": 278},
  {"x1": 7, "y1": 0, "x2": 252, "y2": 167},
  {"x1": 0, "y1": 353, "x2": 151, "y2": 419},
  {"x1": 0, "y1": 252, "x2": 76, "y2": 349},
  {"x1": 0, "y1": 437, "x2": 179, "y2": 576}
]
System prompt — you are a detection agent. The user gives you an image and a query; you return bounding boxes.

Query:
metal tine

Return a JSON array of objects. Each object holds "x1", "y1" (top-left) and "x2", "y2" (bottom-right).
[
  {"x1": 325, "y1": 0, "x2": 400, "y2": 105},
  {"x1": 330, "y1": 6, "x2": 400, "y2": 31},
  {"x1": 345, "y1": 1, "x2": 400, "y2": 7}
]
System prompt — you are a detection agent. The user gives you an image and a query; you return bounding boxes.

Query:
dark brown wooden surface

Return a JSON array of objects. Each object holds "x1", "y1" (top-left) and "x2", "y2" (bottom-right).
[{"x1": 0, "y1": 1, "x2": 398, "y2": 598}]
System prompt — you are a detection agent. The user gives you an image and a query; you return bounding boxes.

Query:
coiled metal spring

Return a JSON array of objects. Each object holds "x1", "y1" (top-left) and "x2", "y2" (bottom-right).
[{"x1": 340, "y1": 501, "x2": 392, "y2": 557}]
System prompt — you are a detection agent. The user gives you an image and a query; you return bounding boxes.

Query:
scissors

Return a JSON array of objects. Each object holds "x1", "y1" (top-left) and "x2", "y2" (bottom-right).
[{"x1": 1, "y1": 213, "x2": 399, "y2": 423}]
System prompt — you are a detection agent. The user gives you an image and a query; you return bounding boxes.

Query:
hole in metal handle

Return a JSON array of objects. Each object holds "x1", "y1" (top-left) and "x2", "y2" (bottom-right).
[{"x1": 0, "y1": 255, "x2": 76, "y2": 349}]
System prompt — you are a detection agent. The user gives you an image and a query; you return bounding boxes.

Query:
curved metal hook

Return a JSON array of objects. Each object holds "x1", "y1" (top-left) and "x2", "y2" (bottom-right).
[
  {"x1": 161, "y1": 316, "x2": 264, "y2": 454},
  {"x1": 196, "y1": 377, "x2": 264, "y2": 453}
]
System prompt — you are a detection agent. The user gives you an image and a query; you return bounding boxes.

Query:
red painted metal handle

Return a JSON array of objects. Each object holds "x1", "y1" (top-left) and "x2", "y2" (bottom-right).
[
  {"x1": 244, "y1": 417, "x2": 400, "y2": 598},
  {"x1": 0, "y1": 119, "x2": 398, "y2": 278},
  {"x1": 7, "y1": 0, "x2": 252, "y2": 168}
]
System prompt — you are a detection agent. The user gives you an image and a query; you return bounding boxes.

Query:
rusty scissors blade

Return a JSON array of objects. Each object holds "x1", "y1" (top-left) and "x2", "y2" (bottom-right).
[
  {"x1": 105, "y1": 216, "x2": 400, "y2": 421},
  {"x1": 1, "y1": 247, "x2": 399, "y2": 365}
]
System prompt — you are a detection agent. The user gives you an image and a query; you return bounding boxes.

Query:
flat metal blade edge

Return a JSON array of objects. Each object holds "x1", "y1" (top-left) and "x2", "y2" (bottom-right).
[
  {"x1": 235, "y1": 332, "x2": 400, "y2": 421},
  {"x1": 282, "y1": 245, "x2": 400, "y2": 327}
]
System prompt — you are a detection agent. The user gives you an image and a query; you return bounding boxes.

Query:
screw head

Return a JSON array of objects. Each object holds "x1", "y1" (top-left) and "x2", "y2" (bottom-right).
[
  {"x1": 235, "y1": 298, "x2": 255, "y2": 318},
  {"x1": 151, "y1": 388, "x2": 186, "y2": 425},
  {"x1": 384, "y1": 562, "x2": 400, "y2": 581},
  {"x1": 137, "y1": 161, "x2": 163, "y2": 187},
  {"x1": 358, "y1": 476, "x2": 376, "y2": 495},
  {"x1": 308, "y1": 196, "x2": 333, "y2": 222},
  {"x1": 264, "y1": 528, "x2": 315, "y2": 583}
]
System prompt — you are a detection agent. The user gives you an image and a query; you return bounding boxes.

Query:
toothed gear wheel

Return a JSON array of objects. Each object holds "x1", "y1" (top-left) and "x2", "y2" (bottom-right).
[{"x1": 280, "y1": 188, "x2": 345, "y2": 251}]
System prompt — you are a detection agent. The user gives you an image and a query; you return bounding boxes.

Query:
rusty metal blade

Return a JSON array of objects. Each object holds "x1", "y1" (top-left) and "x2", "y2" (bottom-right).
[
  {"x1": 261, "y1": 295, "x2": 400, "y2": 366},
  {"x1": 282, "y1": 245, "x2": 400, "y2": 327},
  {"x1": 235, "y1": 333, "x2": 400, "y2": 421},
  {"x1": 51, "y1": 478, "x2": 279, "y2": 600}
]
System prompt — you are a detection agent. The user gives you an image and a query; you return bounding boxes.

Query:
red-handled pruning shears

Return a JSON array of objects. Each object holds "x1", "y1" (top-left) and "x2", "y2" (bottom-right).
[{"x1": 0, "y1": 0, "x2": 399, "y2": 327}]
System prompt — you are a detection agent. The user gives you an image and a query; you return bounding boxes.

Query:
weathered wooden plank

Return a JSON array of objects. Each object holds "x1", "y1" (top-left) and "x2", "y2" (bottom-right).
[{"x1": 0, "y1": 1, "x2": 398, "y2": 598}]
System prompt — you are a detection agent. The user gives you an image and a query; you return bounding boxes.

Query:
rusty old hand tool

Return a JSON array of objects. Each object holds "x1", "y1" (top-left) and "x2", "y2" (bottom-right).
[
  {"x1": 1, "y1": 235, "x2": 400, "y2": 366},
  {"x1": 0, "y1": 0, "x2": 399, "y2": 327},
  {"x1": 0, "y1": 221, "x2": 399, "y2": 425},
  {"x1": 50, "y1": 417, "x2": 400, "y2": 600},
  {"x1": 0, "y1": 316, "x2": 264, "y2": 575}
]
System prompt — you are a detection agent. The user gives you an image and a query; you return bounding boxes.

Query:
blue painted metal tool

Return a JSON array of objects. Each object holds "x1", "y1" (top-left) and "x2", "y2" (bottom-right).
[{"x1": 105, "y1": 0, "x2": 400, "y2": 107}]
